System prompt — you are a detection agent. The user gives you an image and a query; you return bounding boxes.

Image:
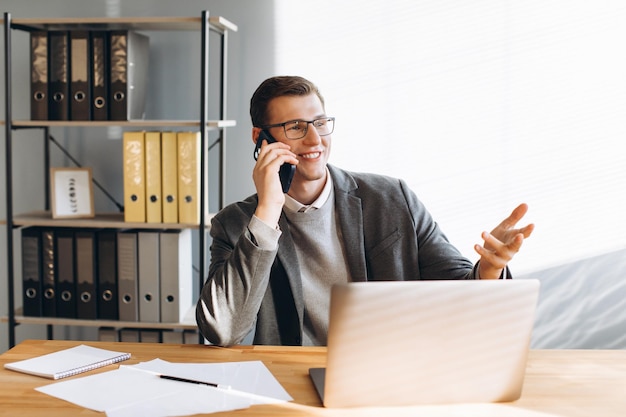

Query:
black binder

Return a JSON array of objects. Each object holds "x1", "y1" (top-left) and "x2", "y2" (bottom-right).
[
  {"x1": 69, "y1": 31, "x2": 91, "y2": 120},
  {"x1": 21, "y1": 227, "x2": 43, "y2": 317},
  {"x1": 30, "y1": 32, "x2": 48, "y2": 120},
  {"x1": 55, "y1": 229, "x2": 76, "y2": 318},
  {"x1": 76, "y1": 230, "x2": 98, "y2": 319},
  {"x1": 90, "y1": 31, "x2": 109, "y2": 121},
  {"x1": 109, "y1": 30, "x2": 149, "y2": 121},
  {"x1": 48, "y1": 31, "x2": 70, "y2": 120},
  {"x1": 97, "y1": 229, "x2": 118, "y2": 319},
  {"x1": 41, "y1": 229, "x2": 57, "y2": 317}
]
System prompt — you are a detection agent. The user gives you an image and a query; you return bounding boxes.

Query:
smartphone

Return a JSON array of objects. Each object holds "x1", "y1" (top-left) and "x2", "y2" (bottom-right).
[{"x1": 253, "y1": 130, "x2": 295, "y2": 193}]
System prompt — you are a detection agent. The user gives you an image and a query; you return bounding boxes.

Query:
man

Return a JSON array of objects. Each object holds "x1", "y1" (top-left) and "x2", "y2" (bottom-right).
[{"x1": 196, "y1": 75, "x2": 534, "y2": 346}]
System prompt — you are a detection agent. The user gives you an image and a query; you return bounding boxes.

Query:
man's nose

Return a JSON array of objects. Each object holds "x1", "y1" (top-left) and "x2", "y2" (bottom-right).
[{"x1": 301, "y1": 124, "x2": 322, "y2": 144}]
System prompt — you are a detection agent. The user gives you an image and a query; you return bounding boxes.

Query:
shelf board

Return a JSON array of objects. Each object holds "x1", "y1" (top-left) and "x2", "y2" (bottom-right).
[
  {"x1": 2, "y1": 211, "x2": 214, "y2": 229},
  {"x1": 3, "y1": 316, "x2": 198, "y2": 330},
  {"x1": 10, "y1": 119, "x2": 236, "y2": 129},
  {"x1": 0, "y1": 309, "x2": 197, "y2": 330},
  {"x1": 4, "y1": 16, "x2": 238, "y2": 33}
]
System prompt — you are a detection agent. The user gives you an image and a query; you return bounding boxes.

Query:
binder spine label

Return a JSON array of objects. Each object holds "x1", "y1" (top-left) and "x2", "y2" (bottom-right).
[
  {"x1": 177, "y1": 132, "x2": 201, "y2": 225},
  {"x1": 22, "y1": 228, "x2": 43, "y2": 317},
  {"x1": 90, "y1": 32, "x2": 108, "y2": 121},
  {"x1": 70, "y1": 31, "x2": 91, "y2": 120},
  {"x1": 55, "y1": 230, "x2": 76, "y2": 318},
  {"x1": 109, "y1": 33, "x2": 128, "y2": 120},
  {"x1": 41, "y1": 230, "x2": 57, "y2": 317},
  {"x1": 123, "y1": 132, "x2": 146, "y2": 222},
  {"x1": 48, "y1": 32, "x2": 69, "y2": 120},
  {"x1": 97, "y1": 230, "x2": 118, "y2": 320},
  {"x1": 161, "y1": 132, "x2": 178, "y2": 223},
  {"x1": 138, "y1": 232, "x2": 161, "y2": 322},
  {"x1": 118, "y1": 232, "x2": 139, "y2": 321},
  {"x1": 145, "y1": 132, "x2": 162, "y2": 223},
  {"x1": 109, "y1": 31, "x2": 149, "y2": 120},
  {"x1": 76, "y1": 231, "x2": 97, "y2": 319},
  {"x1": 30, "y1": 32, "x2": 48, "y2": 120}
]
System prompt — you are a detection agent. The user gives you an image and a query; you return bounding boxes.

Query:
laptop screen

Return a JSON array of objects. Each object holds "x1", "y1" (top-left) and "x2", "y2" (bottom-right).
[{"x1": 312, "y1": 279, "x2": 540, "y2": 407}]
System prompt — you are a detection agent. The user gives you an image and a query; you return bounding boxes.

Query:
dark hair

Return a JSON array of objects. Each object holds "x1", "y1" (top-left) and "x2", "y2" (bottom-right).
[{"x1": 250, "y1": 75, "x2": 325, "y2": 127}]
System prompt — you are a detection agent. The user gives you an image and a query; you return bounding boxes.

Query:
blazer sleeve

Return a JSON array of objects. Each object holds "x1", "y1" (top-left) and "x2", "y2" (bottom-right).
[
  {"x1": 400, "y1": 179, "x2": 511, "y2": 280},
  {"x1": 401, "y1": 178, "x2": 476, "y2": 280},
  {"x1": 196, "y1": 206, "x2": 277, "y2": 346}
]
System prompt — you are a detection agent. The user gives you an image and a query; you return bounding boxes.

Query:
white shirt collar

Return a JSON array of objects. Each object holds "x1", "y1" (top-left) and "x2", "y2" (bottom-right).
[{"x1": 284, "y1": 167, "x2": 333, "y2": 213}]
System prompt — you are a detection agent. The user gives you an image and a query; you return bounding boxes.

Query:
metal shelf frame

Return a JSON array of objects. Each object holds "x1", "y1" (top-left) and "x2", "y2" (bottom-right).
[{"x1": 2, "y1": 11, "x2": 234, "y2": 348}]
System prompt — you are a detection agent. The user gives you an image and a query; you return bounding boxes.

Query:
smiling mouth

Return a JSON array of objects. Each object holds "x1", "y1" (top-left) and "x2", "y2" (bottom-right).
[{"x1": 300, "y1": 152, "x2": 321, "y2": 159}]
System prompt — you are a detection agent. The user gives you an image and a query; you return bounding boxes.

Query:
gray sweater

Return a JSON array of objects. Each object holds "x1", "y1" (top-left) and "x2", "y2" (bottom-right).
[{"x1": 283, "y1": 187, "x2": 351, "y2": 345}]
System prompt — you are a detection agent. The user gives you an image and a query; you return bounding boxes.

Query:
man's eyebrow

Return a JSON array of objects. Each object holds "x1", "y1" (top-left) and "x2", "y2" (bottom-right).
[{"x1": 282, "y1": 116, "x2": 327, "y2": 123}]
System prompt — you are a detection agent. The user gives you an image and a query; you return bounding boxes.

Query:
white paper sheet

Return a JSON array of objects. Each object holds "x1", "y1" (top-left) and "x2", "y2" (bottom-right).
[
  {"x1": 130, "y1": 359, "x2": 293, "y2": 404},
  {"x1": 35, "y1": 359, "x2": 292, "y2": 417}
]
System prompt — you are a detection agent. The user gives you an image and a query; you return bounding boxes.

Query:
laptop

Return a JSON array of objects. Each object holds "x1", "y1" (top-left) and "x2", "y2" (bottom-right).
[{"x1": 309, "y1": 279, "x2": 540, "y2": 407}]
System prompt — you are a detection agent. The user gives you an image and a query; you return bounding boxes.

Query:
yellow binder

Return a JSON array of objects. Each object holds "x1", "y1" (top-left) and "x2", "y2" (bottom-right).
[
  {"x1": 123, "y1": 131, "x2": 146, "y2": 222},
  {"x1": 161, "y1": 131, "x2": 178, "y2": 223},
  {"x1": 177, "y1": 131, "x2": 201, "y2": 225},
  {"x1": 144, "y1": 131, "x2": 162, "y2": 223}
]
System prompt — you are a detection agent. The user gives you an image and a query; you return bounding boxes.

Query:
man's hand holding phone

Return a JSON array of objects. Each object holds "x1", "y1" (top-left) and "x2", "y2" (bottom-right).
[{"x1": 252, "y1": 130, "x2": 298, "y2": 228}]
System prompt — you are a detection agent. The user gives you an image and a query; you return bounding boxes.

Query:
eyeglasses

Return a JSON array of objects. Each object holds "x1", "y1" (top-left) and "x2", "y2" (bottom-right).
[{"x1": 261, "y1": 117, "x2": 335, "y2": 140}]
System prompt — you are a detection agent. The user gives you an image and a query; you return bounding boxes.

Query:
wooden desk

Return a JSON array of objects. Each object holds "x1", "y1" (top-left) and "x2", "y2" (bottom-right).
[{"x1": 1, "y1": 340, "x2": 625, "y2": 417}]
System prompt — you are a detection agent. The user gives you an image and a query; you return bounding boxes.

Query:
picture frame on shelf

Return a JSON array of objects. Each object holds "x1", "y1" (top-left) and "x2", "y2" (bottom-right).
[{"x1": 50, "y1": 167, "x2": 95, "y2": 219}]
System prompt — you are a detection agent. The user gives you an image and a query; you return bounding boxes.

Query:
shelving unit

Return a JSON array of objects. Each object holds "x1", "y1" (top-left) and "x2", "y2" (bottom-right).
[{"x1": 2, "y1": 11, "x2": 237, "y2": 348}]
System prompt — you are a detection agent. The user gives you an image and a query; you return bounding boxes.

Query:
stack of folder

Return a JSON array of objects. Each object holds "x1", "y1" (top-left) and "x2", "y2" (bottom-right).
[
  {"x1": 123, "y1": 131, "x2": 206, "y2": 225},
  {"x1": 21, "y1": 227, "x2": 193, "y2": 324},
  {"x1": 30, "y1": 30, "x2": 149, "y2": 121}
]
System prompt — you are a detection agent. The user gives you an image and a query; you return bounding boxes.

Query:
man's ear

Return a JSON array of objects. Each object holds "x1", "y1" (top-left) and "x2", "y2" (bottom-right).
[{"x1": 252, "y1": 127, "x2": 262, "y2": 144}]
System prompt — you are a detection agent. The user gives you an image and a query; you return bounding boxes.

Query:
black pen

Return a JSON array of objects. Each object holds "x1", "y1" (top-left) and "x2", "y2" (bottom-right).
[{"x1": 159, "y1": 374, "x2": 232, "y2": 390}]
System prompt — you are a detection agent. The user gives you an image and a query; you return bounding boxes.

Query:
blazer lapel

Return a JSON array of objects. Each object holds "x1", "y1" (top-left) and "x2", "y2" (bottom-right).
[{"x1": 329, "y1": 165, "x2": 368, "y2": 282}]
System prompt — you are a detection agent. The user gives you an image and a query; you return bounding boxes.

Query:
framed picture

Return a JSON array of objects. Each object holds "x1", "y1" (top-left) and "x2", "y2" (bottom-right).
[{"x1": 50, "y1": 167, "x2": 95, "y2": 219}]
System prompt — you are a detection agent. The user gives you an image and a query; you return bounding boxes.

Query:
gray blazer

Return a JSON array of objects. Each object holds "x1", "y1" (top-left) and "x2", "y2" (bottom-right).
[{"x1": 196, "y1": 165, "x2": 481, "y2": 346}]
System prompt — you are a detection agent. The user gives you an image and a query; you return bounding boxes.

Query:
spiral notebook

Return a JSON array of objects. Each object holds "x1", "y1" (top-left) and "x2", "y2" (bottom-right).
[{"x1": 4, "y1": 344, "x2": 131, "y2": 380}]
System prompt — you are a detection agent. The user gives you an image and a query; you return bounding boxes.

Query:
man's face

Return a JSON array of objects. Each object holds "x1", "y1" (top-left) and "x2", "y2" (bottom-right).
[{"x1": 264, "y1": 93, "x2": 331, "y2": 186}]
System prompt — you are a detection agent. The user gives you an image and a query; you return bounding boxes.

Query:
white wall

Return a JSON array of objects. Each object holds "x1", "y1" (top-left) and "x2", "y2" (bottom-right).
[{"x1": 270, "y1": 0, "x2": 626, "y2": 350}]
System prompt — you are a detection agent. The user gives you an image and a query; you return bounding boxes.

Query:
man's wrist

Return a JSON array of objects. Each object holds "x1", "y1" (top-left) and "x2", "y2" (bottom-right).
[{"x1": 477, "y1": 262, "x2": 505, "y2": 280}]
